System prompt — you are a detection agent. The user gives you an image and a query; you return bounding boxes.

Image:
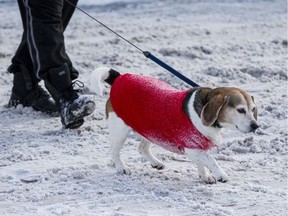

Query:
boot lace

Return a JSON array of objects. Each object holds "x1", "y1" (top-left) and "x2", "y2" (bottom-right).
[{"x1": 61, "y1": 80, "x2": 85, "y2": 101}]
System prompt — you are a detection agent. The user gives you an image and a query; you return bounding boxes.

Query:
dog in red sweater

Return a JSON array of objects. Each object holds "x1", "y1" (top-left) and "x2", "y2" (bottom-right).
[{"x1": 90, "y1": 67, "x2": 258, "y2": 184}]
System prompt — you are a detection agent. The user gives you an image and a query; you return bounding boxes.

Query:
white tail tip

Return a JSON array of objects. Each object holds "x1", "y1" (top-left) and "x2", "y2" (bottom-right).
[{"x1": 90, "y1": 67, "x2": 110, "y2": 97}]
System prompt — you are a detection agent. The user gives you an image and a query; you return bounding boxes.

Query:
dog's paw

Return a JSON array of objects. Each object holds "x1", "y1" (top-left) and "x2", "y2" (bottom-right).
[
  {"x1": 151, "y1": 163, "x2": 165, "y2": 170},
  {"x1": 199, "y1": 173, "x2": 217, "y2": 184},
  {"x1": 215, "y1": 172, "x2": 229, "y2": 183},
  {"x1": 216, "y1": 175, "x2": 229, "y2": 183},
  {"x1": 117, "y1": 166, "x2": 131, "y2": 175}
]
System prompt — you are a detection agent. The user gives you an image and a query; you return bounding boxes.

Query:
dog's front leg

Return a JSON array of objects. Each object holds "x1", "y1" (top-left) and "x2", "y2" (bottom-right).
[
  {"x1": 197, "y1": 164, "x2": 216, "y2": 184},
  {"x1": 185, "y1": 149, "x2": 229, "y2": 183}
]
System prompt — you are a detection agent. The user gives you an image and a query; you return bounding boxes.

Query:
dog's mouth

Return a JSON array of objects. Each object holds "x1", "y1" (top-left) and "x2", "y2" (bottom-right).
[
  {"x1": 236, "y1": 125, "x2": 246, "y2": 133},
  {"x1": 236, "y1": 125, "x2": 258, "y2": 133}
]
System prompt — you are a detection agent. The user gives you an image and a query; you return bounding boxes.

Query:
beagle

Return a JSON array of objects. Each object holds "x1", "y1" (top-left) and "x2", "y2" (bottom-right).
[{"x1": 90, "y1": 67, "x2": 259, "y2": 184}]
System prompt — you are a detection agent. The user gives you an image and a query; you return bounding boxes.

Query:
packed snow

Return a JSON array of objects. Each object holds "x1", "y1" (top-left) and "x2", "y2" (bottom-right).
[{"x1": 0, "y1": 0, "x2": 287, "y2": 215}]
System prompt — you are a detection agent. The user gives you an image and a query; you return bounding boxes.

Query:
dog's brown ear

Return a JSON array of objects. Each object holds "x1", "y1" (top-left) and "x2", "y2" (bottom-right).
[
  {"x1": 251, "y1": 96, "x2": 258, "y2": 120},
  {"x1": 201, "y1": 95, "x2": 226, "y2": 126}
]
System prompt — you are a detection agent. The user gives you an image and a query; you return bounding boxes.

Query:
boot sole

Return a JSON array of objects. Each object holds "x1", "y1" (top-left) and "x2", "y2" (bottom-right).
[
  {"x1": 65, "y1": 119, "x2": 85, "y2": 129},
  {"x1": 63, "y1": 102, "x2": 95, "y2": 129}
]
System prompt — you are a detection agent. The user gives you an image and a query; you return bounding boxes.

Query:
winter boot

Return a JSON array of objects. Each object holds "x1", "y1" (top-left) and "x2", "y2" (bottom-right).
[
  {"x1": 44, "y1": 64, "x2": 96, "y2": 129},
  {"x1": 7, "y1": 64, "x2": 58, "y2": 114}
]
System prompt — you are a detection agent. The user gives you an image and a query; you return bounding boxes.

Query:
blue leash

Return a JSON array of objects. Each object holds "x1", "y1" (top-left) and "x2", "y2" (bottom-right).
[
  {"x1": 65, "y1": 0, "x2": 200, "y2": 87},
  {"x1": 143, "y1": 51, "x2": 199, "y2": 87}
]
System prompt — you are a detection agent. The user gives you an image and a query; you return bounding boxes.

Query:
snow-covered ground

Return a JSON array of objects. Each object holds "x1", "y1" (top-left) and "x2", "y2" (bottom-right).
[{"x1": 0, "y1": 0, "x2": 287, "y2": 215}]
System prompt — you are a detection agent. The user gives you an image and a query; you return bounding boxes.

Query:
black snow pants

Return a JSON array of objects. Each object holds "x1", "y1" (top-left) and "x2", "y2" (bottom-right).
[{"x1": 10, "y1": 0, "x2": 79, "y2": 81}]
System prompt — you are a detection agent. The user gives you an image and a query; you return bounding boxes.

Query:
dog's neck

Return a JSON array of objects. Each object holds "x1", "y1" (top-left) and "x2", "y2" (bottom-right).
[{"x1": 185, "y1": 90, "x2": 222, "y2": 145}]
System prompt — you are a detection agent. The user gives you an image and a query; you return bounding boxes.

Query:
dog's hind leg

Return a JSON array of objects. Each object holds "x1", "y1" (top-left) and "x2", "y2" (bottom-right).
[
  {"x1": 107, "y1": 112, "x2": 131, "y2": 174},
  {"x1": 137, "y1": 138, "x2": 165, "y2": 170}
]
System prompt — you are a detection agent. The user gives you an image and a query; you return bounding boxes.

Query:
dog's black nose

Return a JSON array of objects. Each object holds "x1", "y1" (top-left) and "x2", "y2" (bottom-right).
[{"x1": 250, "y1": 121, "x2": 259, "y2": 132}]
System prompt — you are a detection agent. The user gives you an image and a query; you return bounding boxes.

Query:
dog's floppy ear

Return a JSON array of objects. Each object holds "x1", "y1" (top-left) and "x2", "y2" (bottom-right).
[
  {"x1": 251, "y1": 96, "x2": 258, "y2": 120},
  {"x1": 201, "y1": 95, "x2": 226, "y2": 126}
]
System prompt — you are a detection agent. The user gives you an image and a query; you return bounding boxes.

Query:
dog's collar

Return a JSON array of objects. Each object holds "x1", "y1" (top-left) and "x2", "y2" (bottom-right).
[{"x1": 213, "y1": 120, "x2": 223, "y2": 129}]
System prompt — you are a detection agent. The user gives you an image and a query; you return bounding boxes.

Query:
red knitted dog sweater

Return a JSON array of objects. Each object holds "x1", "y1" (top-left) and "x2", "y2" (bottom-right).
[{"x1": 110, "y1": 74, "x2": 216, "y2": 154}]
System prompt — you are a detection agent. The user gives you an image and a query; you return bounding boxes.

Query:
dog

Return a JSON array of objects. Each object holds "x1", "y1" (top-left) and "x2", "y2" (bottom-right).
[{"x1": 90, "y1": 67, "x2": 259, "y2": 184}]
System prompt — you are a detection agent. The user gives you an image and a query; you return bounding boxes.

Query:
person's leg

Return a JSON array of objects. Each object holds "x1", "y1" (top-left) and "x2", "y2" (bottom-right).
[
  {"x1": 23, "y1": 0, "x2": 66, "y2": 77},
  {"x1": 62, "y1": 0, "x2": 79, "y2": 31},
  {"x1": 10, "y1": 0, "x2": 79, "y2": 80},
  {"x1": 11, "y1": 0, "x2": 33, "y2": 70},
  {"x1": 23, "y1": 0, "x2": 95, "y2": 128},
  {"x1": 7, "y1": 0, "x2": 57, "y2": 114},
  {"x1": 62, "y1": 0, "x2": 79, "y2": 80}
]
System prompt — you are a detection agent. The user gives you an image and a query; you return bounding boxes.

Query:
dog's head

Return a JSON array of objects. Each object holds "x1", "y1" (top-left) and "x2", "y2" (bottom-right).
[{"x1": 200, "y1": 87, "x2": 258, "y2": 133}]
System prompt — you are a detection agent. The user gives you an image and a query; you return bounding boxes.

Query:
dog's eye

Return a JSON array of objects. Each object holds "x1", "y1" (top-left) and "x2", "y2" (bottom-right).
[
  {"x1": 252, "y1": 107, "x2": 256, "y2": 112},
  {"x1": 237, "y1": 108, "x2": 246, "y2": 114}
]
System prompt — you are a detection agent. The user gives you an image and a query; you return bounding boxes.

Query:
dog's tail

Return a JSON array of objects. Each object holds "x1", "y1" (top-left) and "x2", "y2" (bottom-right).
[{"x1": 90, "y1": 67, "x2": 120, "y2": 96}]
